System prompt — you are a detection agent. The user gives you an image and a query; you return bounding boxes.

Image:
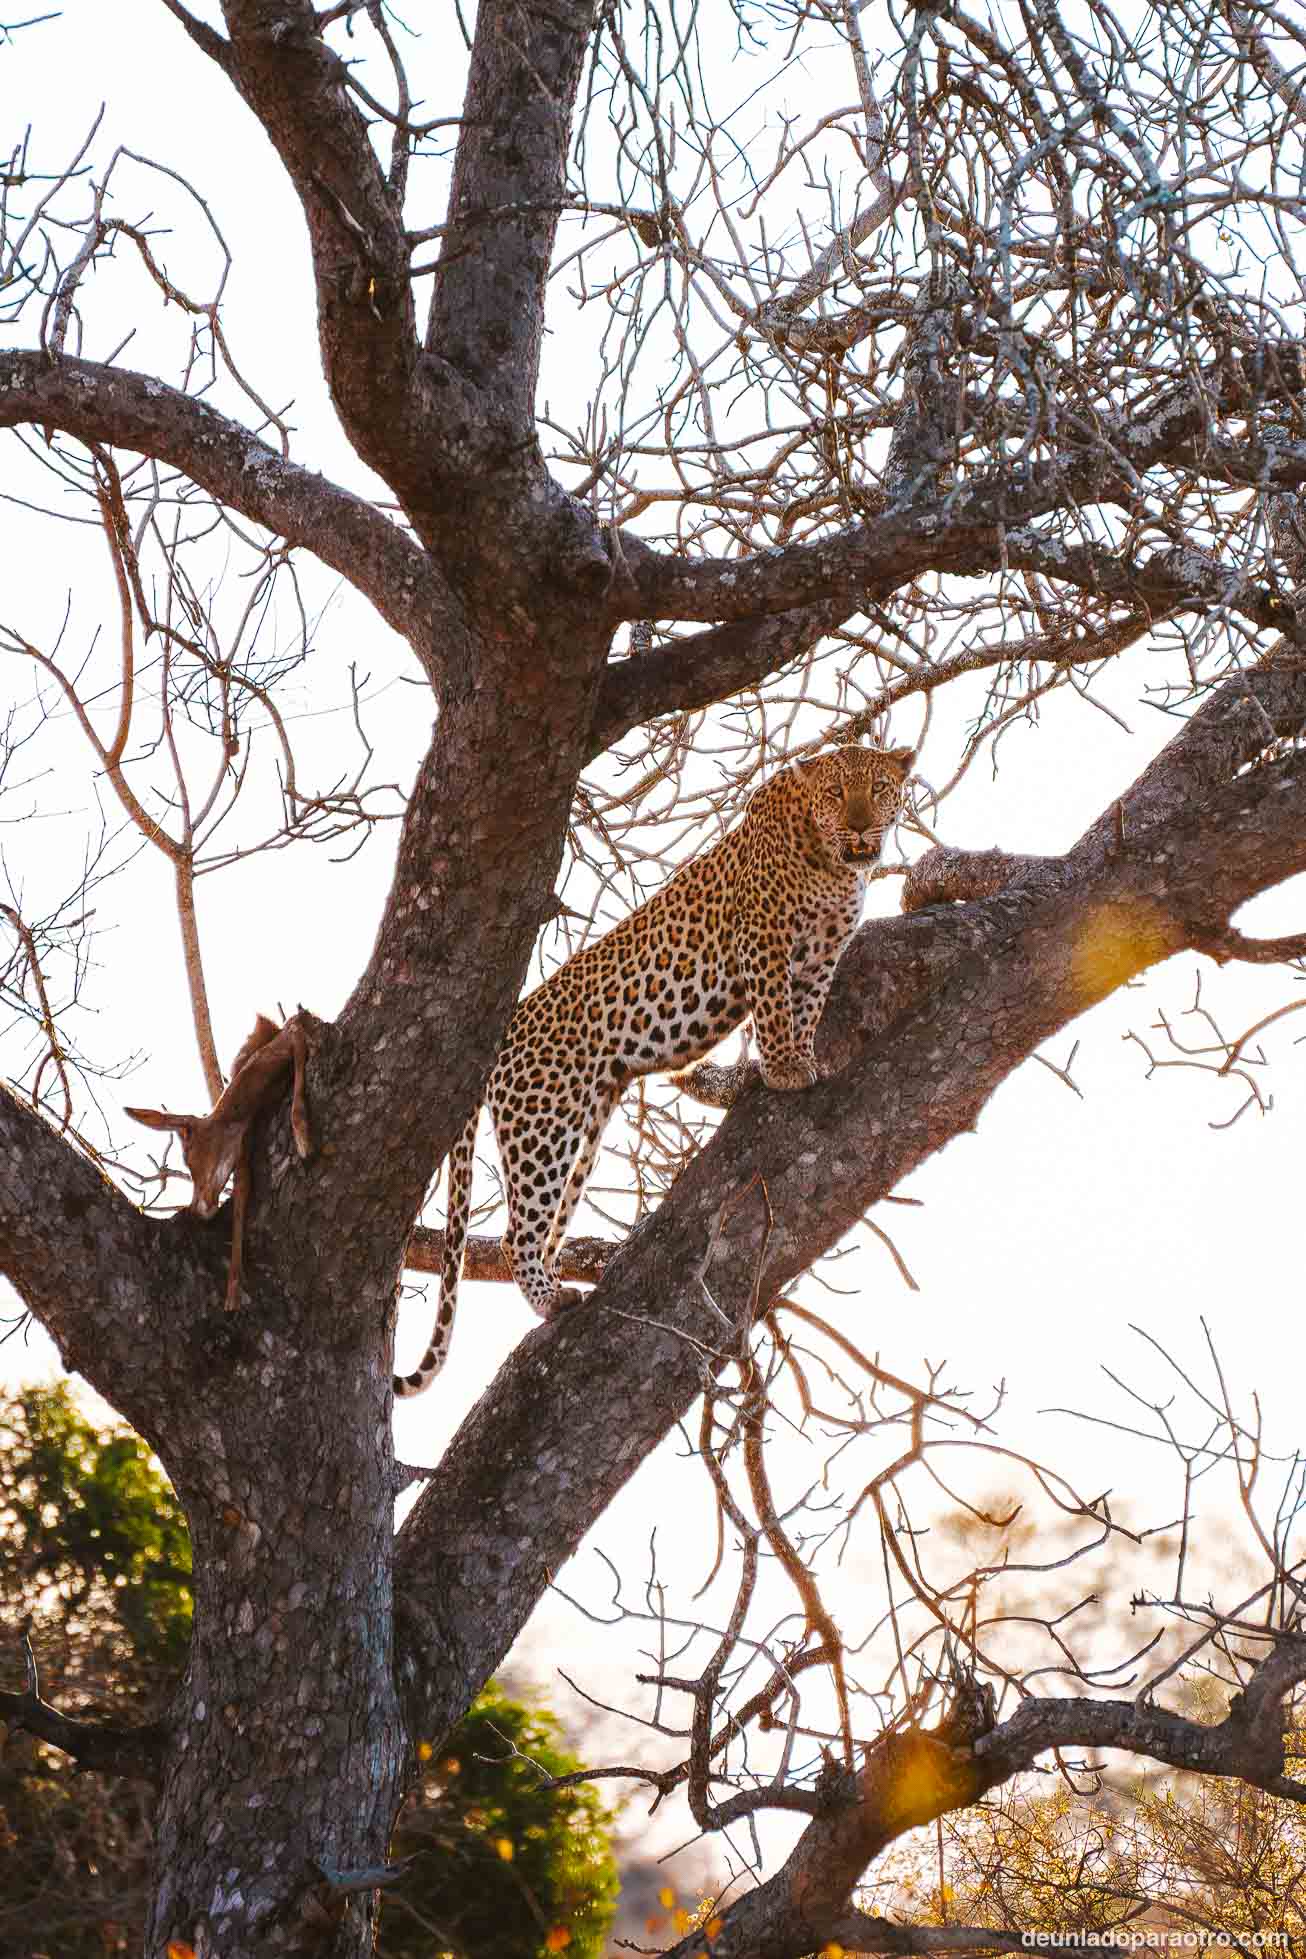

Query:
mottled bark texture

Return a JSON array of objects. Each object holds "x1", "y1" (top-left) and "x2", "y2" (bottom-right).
[{"x1": 2, "y1": 1, "x2": 1306, "y2": 1954}]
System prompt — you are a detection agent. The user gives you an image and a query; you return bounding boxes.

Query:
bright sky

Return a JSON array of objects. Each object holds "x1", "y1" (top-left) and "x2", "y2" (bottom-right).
[{"x1": 3, "y1": 0, "x2": 1305, "y2": 1898}]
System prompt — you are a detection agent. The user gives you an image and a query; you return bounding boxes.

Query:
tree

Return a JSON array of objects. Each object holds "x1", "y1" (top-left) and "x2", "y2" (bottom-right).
[
  {"x1": 882, "y1": 1685, "x2": 1306, "y2": 1947},
  {"x1": 0, "y1": 1386, "x2": 617, "y2": 1959},
  {"x1": 1, "y1": 0, "x2": 1306, "y2": 1952}
]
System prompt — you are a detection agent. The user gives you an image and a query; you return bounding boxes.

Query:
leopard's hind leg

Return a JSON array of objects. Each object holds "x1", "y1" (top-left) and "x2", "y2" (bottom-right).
[
  {"x1": 542, "y1": 1079, "x2": 621, "y2": 1305},
  {"x1": 497, "y1": 1071, "x2": 619, "y2": 1320}
]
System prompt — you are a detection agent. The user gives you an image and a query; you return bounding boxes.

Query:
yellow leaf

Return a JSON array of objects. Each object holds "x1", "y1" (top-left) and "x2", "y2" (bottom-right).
[
  {"x1": 416, "y1": 1740, "x2": 434, "y2": 1762},
  {"x1": 166, "y1": 1945, "x2": 197, "y2": 1959},
  {"x1": 545, "y1": 1931, "x2": 572, "y2": 1952},
  {"x1": 673, "y1": 1908, "x2": 692, "y2": 1933},
  {"x1": 495, "y1": 1836, "x2": 514, "y2": 1861},
  {"x1": 659, "y1": 1887, "x2": 676, "y2": 1909},
  {"x1": 821, "y1": 1945, "x2": 846, "y2": 1959},
  {"x1": 706, "y1": 1918, "x2": 725, "y2": 1938}
]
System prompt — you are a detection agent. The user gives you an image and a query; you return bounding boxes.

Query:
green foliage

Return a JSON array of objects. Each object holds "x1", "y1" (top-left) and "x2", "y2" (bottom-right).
[
  {"x1": 385, "y1": 1680, "x2": 620, "y2": 1958},
  {"x1": 0, "y1": 1384, "x2": 181, "y2": 1957},
  {"x1": 383, "y1": 1679, "x2": 620, "y2": 1959},
  {"x1": 0, "y1": 1385, "x2": 619, "y2": 1959},
  {"x1": 0, "y1": 1382, "x2": 192, "y2": 1673}
]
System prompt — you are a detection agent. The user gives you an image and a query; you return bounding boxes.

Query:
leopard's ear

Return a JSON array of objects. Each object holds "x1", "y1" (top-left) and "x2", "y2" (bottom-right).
[{"x1": 884, "y1": 745, "x2": 917, "y2": 773}]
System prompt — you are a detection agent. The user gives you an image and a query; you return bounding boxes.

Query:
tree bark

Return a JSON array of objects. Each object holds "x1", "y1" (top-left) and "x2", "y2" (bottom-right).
[{"x1": 146, "y1": 1323, "x2": 406, "y2": 1957}]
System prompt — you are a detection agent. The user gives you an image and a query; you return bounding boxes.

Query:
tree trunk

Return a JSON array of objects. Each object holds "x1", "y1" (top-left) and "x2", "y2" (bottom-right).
[{"x1": 147, "y1": 1277, "x2": 405, "y2": 1959}]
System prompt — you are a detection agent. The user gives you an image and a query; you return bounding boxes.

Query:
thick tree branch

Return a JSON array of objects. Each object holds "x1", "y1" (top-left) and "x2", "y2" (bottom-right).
[
  {"x1": 902, "y1": 847, "x2": 1063, "y2": 912},
  {"x1": 215, "y1": 0, "x2": 434, "y2": 493},
  {"x1": 425, "y1": 0, "x2": 599, "y2": 427},
  {"x1": 976, "y1": 1643, "x2": 1306, "y2": 1790},
  {"x1": 159, "y1": 0, "x2": 234, "y2": 70},
  {"x1": 1189, "y1": 923, "x2": 1306, "y2": 964},
  {"x1": 616, "y1": 351, "x2": 1306, "y2": 624},
  {"x1": 1069, "y1": 651, "x2": 1306, "y2": 874},
  {"x1": 0, "y1": 1087, "x2": 234, "y2": 1444},
  {"x1": 1000, "y1": 529, "x2": 1304, "y2": 646},
  {"x1": 0, "y1": 350, "x2": 457, "y2": 674},
  {"x1": 1174, "y1": 429, "x2": 1306, "y2": 491},
  {"x1": 825, "y1": 1921, "x2": 1034, "y2": 1955},
  {"x1": 405, "y1": 1226, "x2": 612, "y2": 1288},
  {"x1": 594, "y1": 596, "x2": 1172, "y2": 760},
  {"x1": 589, "y1": 601, "x2": 846, "y2": 756},
  {"x1": 593, "y1": 520, "x2": 1302, "y2": 785}
]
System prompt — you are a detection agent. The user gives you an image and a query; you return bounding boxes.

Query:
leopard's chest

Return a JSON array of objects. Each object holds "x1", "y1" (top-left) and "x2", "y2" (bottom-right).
[{"x1": 786, "y1": 870, "x2": 867, "y2": 961}]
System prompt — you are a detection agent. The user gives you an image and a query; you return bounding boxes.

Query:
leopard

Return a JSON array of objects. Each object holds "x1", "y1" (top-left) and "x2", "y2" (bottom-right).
[{"x1": 394, "y1": 742, "x2": 915, "y2": 1396}]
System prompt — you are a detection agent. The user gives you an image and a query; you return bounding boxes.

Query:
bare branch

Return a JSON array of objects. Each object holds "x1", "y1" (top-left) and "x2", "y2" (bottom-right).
[
  {"x1": 404, "y1": 1225, "x2": 613, "y2": 1288},
  {"x1": 0, "y1": 350, "x2": 454, "y2": 673},
  {"x1": 0, "y1": 1632, "x2": 166, "y2": 1784},
  {"x1": 652, "y1": 1639, "x2": 1306, "y2": 1959}
]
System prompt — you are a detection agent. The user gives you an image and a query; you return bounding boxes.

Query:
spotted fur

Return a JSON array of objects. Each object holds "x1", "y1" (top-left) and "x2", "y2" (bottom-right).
[{"x1": 394, "y1": 743, "x2": 914, "y2": 1395}]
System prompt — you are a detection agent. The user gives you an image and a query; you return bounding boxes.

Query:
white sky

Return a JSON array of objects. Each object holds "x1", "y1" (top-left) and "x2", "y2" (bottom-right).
[{"x1": 2, "y1": 0, "x2": 1304, "y2": 1900}]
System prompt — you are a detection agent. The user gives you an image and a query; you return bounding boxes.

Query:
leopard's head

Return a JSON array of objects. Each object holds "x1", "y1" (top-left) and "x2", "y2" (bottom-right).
[{"x1": 802, "y1": 743, "x2": 915, "y2": 867}]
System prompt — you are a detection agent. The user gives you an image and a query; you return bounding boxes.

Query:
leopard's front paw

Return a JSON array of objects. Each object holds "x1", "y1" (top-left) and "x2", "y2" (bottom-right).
[
  {"x1": 547, "y1": 1287, "x2": 586, "y2": 1319},
  {"x1": 760, "y1": 1055, "x2": 818, "y2": 1091}
]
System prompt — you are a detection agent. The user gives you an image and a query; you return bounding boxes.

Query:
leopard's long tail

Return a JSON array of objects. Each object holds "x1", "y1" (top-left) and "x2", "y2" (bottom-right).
[{"x1": 393, "y1": 1110, "x2": 477, "y2": 1398}]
